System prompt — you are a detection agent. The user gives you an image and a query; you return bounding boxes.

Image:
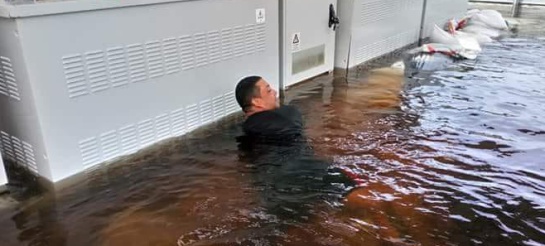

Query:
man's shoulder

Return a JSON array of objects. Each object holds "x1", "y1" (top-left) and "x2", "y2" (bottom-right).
[
  {"x1": 247, "y1": 105, "x2": 300, "y2": 121},
  {"x1": 242, "y1": 105, "x2": 303, "y2": 136}
]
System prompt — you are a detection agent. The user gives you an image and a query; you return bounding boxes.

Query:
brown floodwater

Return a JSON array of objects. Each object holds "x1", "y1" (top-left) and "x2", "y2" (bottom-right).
[{"x1": 1, "y1": 21, "x2": 545, "y2": 246}]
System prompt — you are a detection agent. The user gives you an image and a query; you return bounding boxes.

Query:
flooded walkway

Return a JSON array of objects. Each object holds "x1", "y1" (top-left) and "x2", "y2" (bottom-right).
[{"x1": 1, "y1": 19, "x2": 545, "y2": 246}]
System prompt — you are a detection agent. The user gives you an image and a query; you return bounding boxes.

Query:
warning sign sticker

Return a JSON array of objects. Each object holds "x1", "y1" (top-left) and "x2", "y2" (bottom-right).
[
  {"x1": 292, "y1": 32, "x2": 301, "y2": 52},
  {"x1": 256, "y1": 9, "x2": 266, "y2": 24}
]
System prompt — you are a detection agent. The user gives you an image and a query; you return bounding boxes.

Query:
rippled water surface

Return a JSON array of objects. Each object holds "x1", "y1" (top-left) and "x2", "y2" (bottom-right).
[{"x1": 1, "y1": 24, "x2": 545, "y2": 246}]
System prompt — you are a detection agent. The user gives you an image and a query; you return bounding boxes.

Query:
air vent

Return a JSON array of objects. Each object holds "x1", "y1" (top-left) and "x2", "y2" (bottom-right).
[
  {"x1": 186, "y1": 104, "x2": 200, "y2": 131},
  {"x1": 194, "y1": 33, "x2": 208, "y2": 68},
  {"x1": 146, "y1": 40, "x2": 164, "y2": 78},
  {"x1": 212, "y1": 95, "x2": 225, "y2": 120},
  {"x1": 138, "y1": 119, "x2": 155, "y2": 147},
  {"x1": 63, "y1": 22, "x2": 268, "y2": 99},
  {"x1": 22, "y1": 141, "x2": 37, "y2": 174},
  {"x1": 107, "y1": 47, "x2": 129, "y2": 88},
  {"x1": 0, "y1": 56, "x2": 20, "y2": 100},
  {"x1": 200, "y1": 99, "x2": 214, "y2": 125},
  {"x1": 100, "y1": 130, "x2": 119, "y2": 160},
  {"x1": 224, "y1": 92, "x2": 239, "y2": 115},
  {"x1": 245, "y1": 24, "x2": 257, "y2": 55},
  {"x1": 221, "y1": 28, "x2": 233, "y2": 60},
  {"x1": 163, "y1": 38, "x2": 180, "y2": 75},
  {"x1": 208, "y1": 31, "x2": 222, "y2": 64},
  {"x1": 155, "y1": 113, "x2": 171, "y2": 141},
  {"x1": 256, "y1": 23, "x2": 266, "y2": 52},
  {"x1": 80, "y1": 137, "x2": 101, "y2": 168},
  {"x1": 232, "y1": 25, "x2": 246, "y2": 58},
  {"x1": 0, "y1": 132, "x2": 39, "y2": 174},
  {"x1": 171, "y1": 108, "x2": 186, "y2": 136},
  {"x1": 179, "y1": 35, "x2": 194, "y2": 70},
  {"x1": 0, "y1": 131, "x2": 14, "y2": 160},
  {"x1": 63, "y1": 54, "x2": 89, "y2": 98},
  {"x1": 127, "y1": 43, "x2": 148, "y2": 83},
  {"x1": 119, "y1": 124, "x2": 138, "y2": 154},
  {"x1": 79, "y1": 91, "x2": 242, "y2": 169},
  {"x1": 85, "y1": 50, "x2": 109, "y2": 93}
]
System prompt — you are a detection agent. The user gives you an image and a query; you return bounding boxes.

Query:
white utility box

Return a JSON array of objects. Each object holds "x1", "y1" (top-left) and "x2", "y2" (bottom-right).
[{"x1": 0, "y1": 0, "x2": 279, "y2": 182}]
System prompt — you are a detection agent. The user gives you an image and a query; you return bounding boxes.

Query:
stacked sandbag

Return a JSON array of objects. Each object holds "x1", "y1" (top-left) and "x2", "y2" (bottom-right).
[
  {"x1": 447, "y1": 19, "x2": 493, "y2": 45},
  {"x1": 457, "y1": 9, "x2": 508, "y2": 39},
  {"x1": 402, "y1": 9, "x2": 509, "y2": 72},
  {"x1": 430, "y1": 25, "x2": 481, "y2": 59}
]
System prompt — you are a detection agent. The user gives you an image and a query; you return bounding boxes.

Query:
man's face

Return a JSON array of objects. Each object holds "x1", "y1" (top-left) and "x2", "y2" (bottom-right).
[{"x1": 252, "y1": 79, "x2": 279, "y2": 111}]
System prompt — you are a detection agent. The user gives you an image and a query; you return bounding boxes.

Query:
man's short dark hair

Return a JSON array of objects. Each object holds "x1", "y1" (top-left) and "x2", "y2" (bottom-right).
[{"x1": 235, "y1": 76, "x2": 262, "y2": 112}]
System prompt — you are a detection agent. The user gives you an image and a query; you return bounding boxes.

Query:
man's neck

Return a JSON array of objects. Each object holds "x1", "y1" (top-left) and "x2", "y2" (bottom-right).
[{"x1": 245, "y1": 107, "x2": 270, "y2": 117}]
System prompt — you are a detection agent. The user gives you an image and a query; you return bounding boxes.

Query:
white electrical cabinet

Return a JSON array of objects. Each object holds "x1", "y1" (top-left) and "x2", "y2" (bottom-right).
[
  {"x1": 335, "y1": 0, "x2": 468, "y2": 69},
  {"x1": 0, "y1": 0, "x2": 279, "y2": 182}
]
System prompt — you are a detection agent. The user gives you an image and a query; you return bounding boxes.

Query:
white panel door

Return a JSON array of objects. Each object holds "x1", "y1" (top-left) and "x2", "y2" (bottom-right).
[{"x1": 283, "y1": 0, "x2": 338, "y2": 88}]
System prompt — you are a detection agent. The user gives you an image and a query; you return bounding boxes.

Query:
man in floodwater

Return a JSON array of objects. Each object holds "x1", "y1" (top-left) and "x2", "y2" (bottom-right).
[
  {"x1": 235, "y1": 76, "x2": 304, "y2": 138},
  {"x1": 234, "y1": 76, "x2": 355, "y2": 225}
]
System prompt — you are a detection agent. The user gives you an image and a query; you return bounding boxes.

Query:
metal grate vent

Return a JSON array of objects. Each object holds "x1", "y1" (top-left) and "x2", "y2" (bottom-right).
[
  {"x1": 100, "y1": 130, "x2": 119, "y2": 160},
  {"x1": 0, "y1": 131, "x2": 38, "y2": 174},
  {"x1": 171, "y1": 108, "x2": 186, "y2": 135},
  {"x1": 224, "y1": 91, "x2": 239, "y2": 115},
  {"x1": 221, "y1": 28, "x2": 233, "y2": 60},
  {"x1": 80, "y1": 137, "x2": 101, "y2": 168},
  {"x1": 194, "y1": 33, "x2": 208, "y2": 68},
  {"x1": 186, "y1": 104, "x2": 200, "y2": 132},
  {"x1": 232, "y1": 25, "x2": 246, "y2": 58},
  {"x1": 212, "y1": 95, "x2": 225, "y2": 120},
  {"x1": 208, "y1": 31, "x2": 222, "y2": 64},
  {"x1": 85, "y1": 50, "x2": 109, "y2": 93},
  {"x1": 155, "y1": 114, "x2": 171, "y2": 141},
  {"x1": 79, "y1": 92, "x2": 243, "y2": 169},
  {"x1": 0, "y1": 56, "x2": 20, "y2": 100},
  {"x1": 145, "y1": 41, "x2": 164, "y2": 78},
  {"x1": 63, "y1": 54, "x2": 88, "y2": 98},
  {"x1": 119, "y1": 124, "x2": 138, "y2": 154},
  {"x1": 127, "y1": 43, "x2": 148, "y2": 83},
  {"x1": 138, "y1": 119, "x2": 155, "y2": 148},
  {"x1": 63, "y1": 22, "x2": 267, "y2": 98},
  {"x1": 107, "y1": 47, "x2": 130, "y2": 88},
  {"x1": 199, "y1": 99, "x2": 214, "y2": 125},
  {"x1": 179, "y1": 35, "x2": 194, "y2": 70},
  {"x1": 163, "y1": 38, "x2": 180, "y2": 75}
]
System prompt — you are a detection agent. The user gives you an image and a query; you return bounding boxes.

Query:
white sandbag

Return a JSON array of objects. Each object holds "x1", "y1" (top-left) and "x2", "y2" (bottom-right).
[
  {"x1": 446, "y1": 19, "x2": 459, "y2": 34},
  {"x1": 454, "y1": 35, "x2": 481, "y2": 60},
  {"x1": 467, "y1": 9, "x2": 481, "y2": 16},
  {"x1": 471, "y1": 10, "x2": 508, "y2": 30},
  {"x1": 390, "y1": 60, "x2": 405, "y2": 71},
  {"x1": 456, "y1": 31, "x2": 493, "y2": 45},
  {"x1": 462, "y1": 24, "x2": 500, "y2": 38},
  {"x1": 430, "y1": 25, "x2": 460, "y2": 46},
  {"x1": 429, "y1": 25, "x2": 482, "y2": 59},
  {"x1": 408, "y1": 43, "x2": 464, "y2": 56}
]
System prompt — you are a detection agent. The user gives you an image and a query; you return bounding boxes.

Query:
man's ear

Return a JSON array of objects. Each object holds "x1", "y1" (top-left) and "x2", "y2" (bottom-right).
[{"x1": 251, "y1": 97, "x2": 263, "y2": 108}]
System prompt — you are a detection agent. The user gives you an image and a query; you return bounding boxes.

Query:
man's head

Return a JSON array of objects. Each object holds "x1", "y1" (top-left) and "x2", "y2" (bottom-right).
[{"x1": 235, "y1": 76, "x2": 279, "y2": 115}]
